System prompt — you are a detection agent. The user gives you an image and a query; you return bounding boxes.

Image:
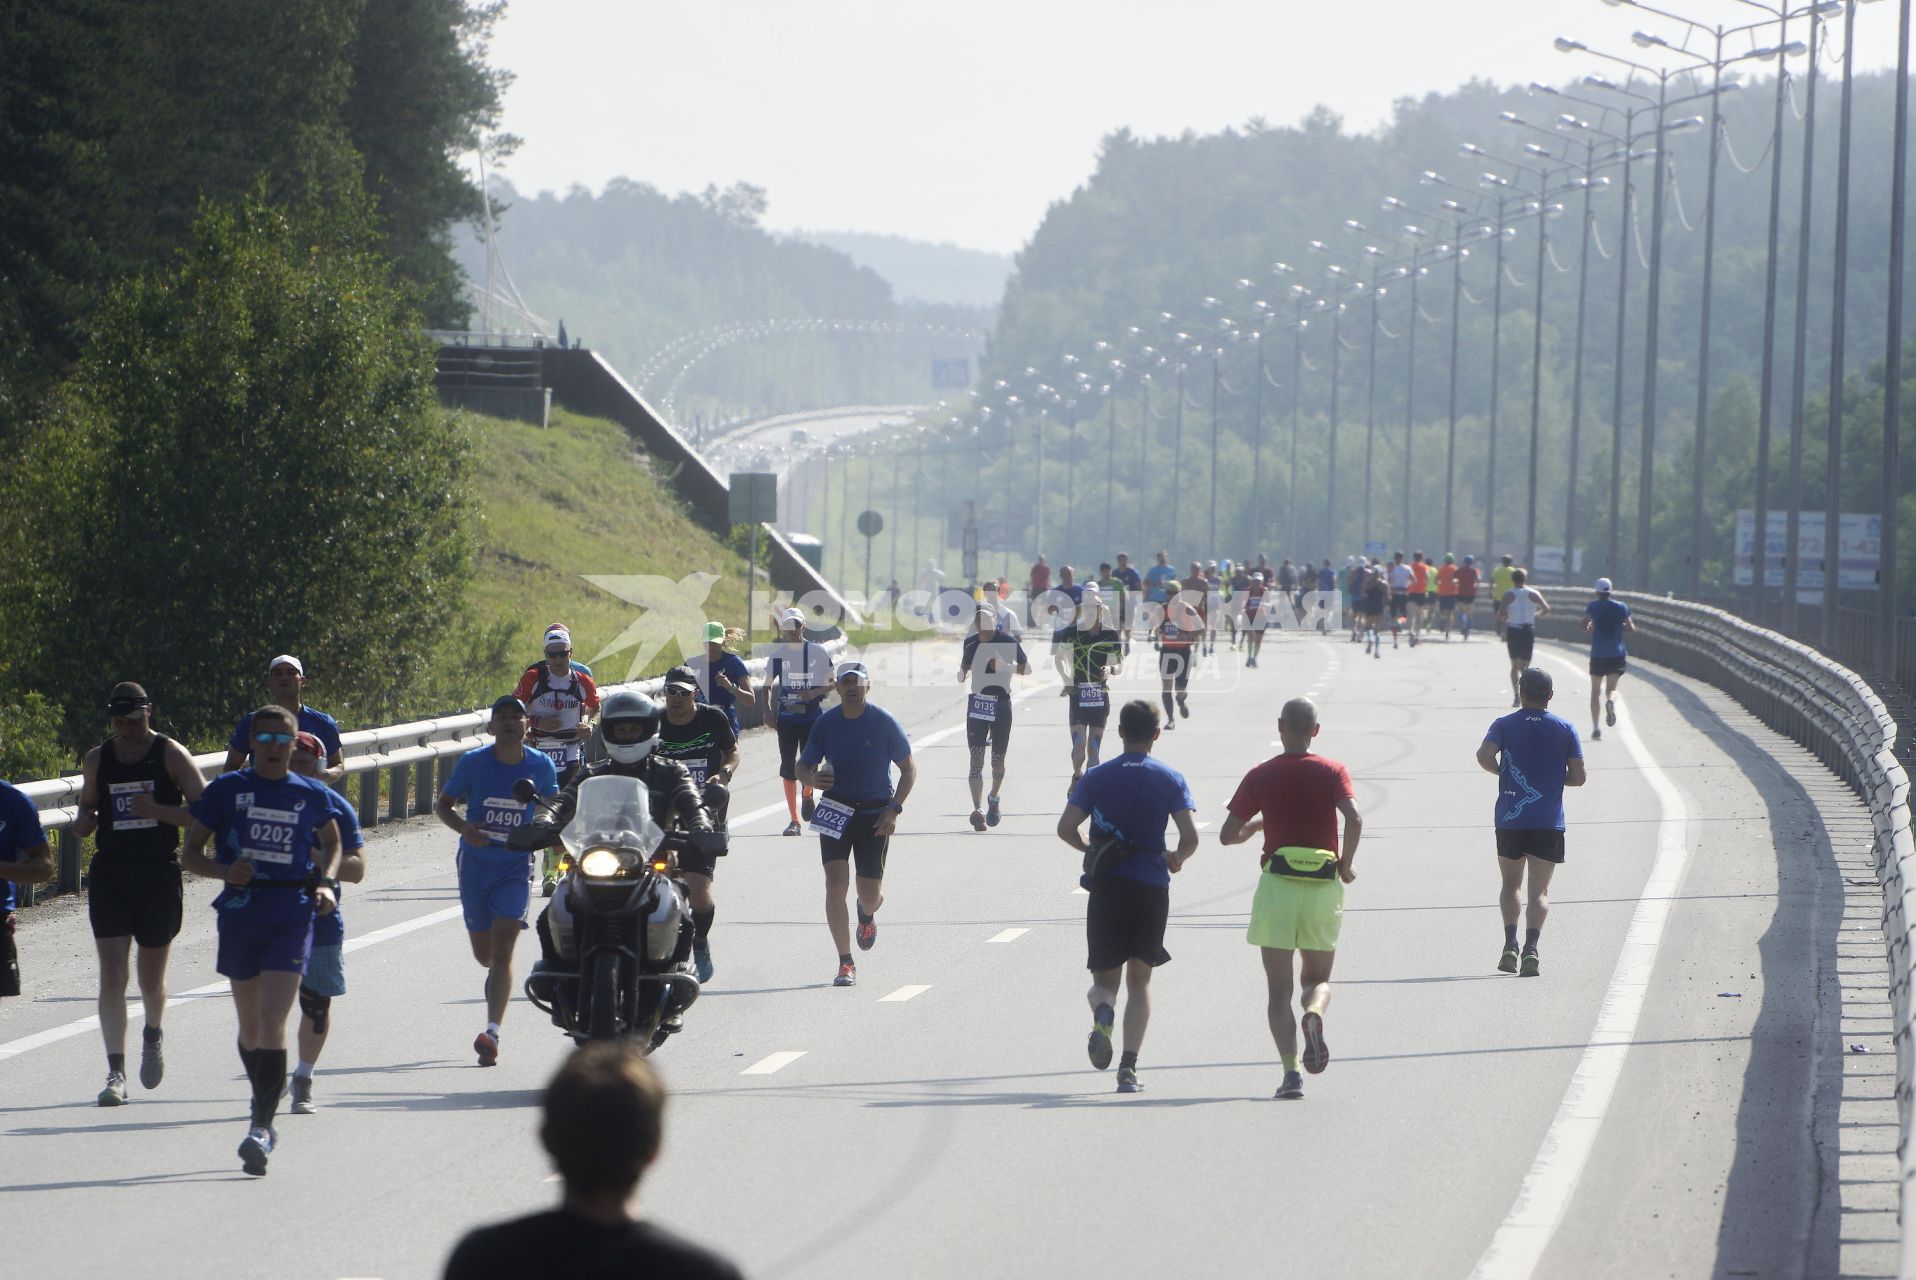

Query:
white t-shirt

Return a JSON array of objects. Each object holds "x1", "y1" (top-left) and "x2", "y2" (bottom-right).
[
  {"x1": 1504, "y1": 587, "x2": 1543, "y2": 626},
  {"x1": 1388, "y1": 563, "x2": 1414, "y2": 592}
]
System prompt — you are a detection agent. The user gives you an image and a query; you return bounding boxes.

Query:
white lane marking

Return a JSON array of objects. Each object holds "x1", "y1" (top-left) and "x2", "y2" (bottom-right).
[
  {"x1": 1070, "y1": 886, "x2": 1089, "y2": 896},
  {"x1": 1, "y1": 906, "x2": 468, "y2": 1062},
  {"x1": 987, "y1": 928, "x2": 1029, "y2": 943},
  {"x1": 879, "y1": 984, "x2": 932, "y2": 1002},
  {"x1": 1196, "y1": 820, "x2": 1212, "y2": 830},
  {"x1": 741, "y1": 1050, "x2": 806, "y2": 1075},
  {"x1": 728, "y1": 800, "x2": 790, "y2": 829},
  {"x1": 1469, "y1": 657, "x2": 1690, "y2": 1280}
]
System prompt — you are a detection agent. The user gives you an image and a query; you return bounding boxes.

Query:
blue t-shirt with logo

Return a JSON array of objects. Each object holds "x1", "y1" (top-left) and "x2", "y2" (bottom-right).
[
  {"x1": 687, "y1": 652, "x2": 752, "y2": 728},
  {"x1": 310, "y1": 787, "x2": 364, "y2": 948},
  {"x1": 767, "y1": 641, "x2": 834, "y2": 724},
  {"x1": 1069, "y1": 752, "x2": 1196, "y2": 887},
  {"x1": 1586, "y1": 597, "x2": 1631, "y2": 660},
  {"x1": 799, "y1": 704, "x2": 912, "y2": 803},
  {"x1": 228, "y1": 706, "x2": 343, "y2": 762},
  {"x1": 441, "y1": 745, "x2": 559, "y2": 864},
  {"x1": 0, "y1": 781, "x2": 48, "y2": 913},
  {"x1": 1143, "y1": 564, "x2": 1178, "y2": 603},
  {"x1": 190, "y1": 769, "x2": 340, "y2": 923},
  {"x1": 1485, "y1": 710, "x2": 1583, "y2": 831}
]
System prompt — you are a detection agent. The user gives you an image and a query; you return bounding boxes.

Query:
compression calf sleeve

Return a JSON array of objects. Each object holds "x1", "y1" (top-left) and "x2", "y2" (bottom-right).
[
  {"x1": 693, "y1": 907, "x2": 715, "y2": 943},
  {"x1": 249, "y1": 1048, "x2": 286, "y2": 1127}
]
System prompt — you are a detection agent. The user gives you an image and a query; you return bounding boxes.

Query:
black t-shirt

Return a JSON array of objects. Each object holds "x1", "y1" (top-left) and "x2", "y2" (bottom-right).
[
  {"x1": 655, "y1": 706, "x2": 738, "y2": 788},
  {"x1": 444, "y1": 1210, "x2": 745, "y2": 1280}
]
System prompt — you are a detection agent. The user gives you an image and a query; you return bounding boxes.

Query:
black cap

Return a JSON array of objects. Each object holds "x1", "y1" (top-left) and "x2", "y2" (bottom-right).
[
  {"x1": 1518, "y1": 668, "x2": 1554, "y2": 700},
  {"x1": 106, "y1": 682, "x2": 151, "y2": 713},
  {"x1": 662, "y1": 665, "x2": 700, "y2": 692},
  {"x1": 490, "y1": 695, "x2": 527, "y2": 716}
]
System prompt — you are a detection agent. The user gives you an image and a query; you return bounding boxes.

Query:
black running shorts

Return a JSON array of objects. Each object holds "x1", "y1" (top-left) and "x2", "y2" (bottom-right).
[
  {"x1": 1589, "y1": 655, "x2": 1627, "y2": 677},
  {"x1": 1157, "y1": 647, "x2": 1193, "y2": 689},
  {"x1": 1505, "y1": 625, "x2": 1536, "y2": 663},
  {"x1": 965, "y1": 695, "x2": 1013, "y2": 754},
  {"x1": 87, "y1": 855, "x2": 183, "y2": 948},
  {"x1": 776, "y1": 719, "x2": 812, "y2": 781},
  {"x1": 818, "y1": 801, "x2": 892, "y2": 881},
  {"x1": 1496, "y1": 828, "x2": 1566, "y2": 863},
  {"x1": 1086, "y1": 875, "x2": 1171, "y2": 971}
]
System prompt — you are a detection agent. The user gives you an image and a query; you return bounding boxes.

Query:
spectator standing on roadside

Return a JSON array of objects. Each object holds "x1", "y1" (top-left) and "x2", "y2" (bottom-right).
[
  {"x1": 443, "y1": 1043, "x2": 744, "y2": 1280},
  {"x1": 70, "y1": 682, "x2": 204, "y2": 1105}
]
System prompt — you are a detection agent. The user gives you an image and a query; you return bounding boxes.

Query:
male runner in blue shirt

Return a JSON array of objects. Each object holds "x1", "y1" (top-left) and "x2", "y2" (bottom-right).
[{"x1": 1582, "y1": 578, "x2": 1636, "y2": 741}]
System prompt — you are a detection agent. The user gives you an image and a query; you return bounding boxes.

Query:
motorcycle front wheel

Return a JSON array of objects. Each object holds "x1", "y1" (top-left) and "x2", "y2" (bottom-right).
[{"x1": 586, "y1": 951, "x2": 620, "y2": 1041}]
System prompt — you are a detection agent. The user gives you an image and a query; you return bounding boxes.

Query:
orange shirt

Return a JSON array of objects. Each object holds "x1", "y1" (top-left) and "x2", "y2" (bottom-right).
[{"x1": 1437, "y1": 564, "x2": 1459, "y2": 597}]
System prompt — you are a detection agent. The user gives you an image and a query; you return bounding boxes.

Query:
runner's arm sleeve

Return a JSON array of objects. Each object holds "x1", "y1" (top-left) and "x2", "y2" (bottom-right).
[{"x1": 580, "y1": 673, "x2": 600, "y2": 712}]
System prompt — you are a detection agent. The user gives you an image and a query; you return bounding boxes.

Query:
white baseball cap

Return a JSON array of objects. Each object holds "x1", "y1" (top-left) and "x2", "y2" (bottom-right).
[
  {"x1": 268, "y1": 654, "x2": 303, "y2": 676},
  {"x1": 780, "y1": 607, "x2": 806, "y2": 626},
  {"x1": 543, "y1": 625, "x2": 571, "y2": 649},
  {"x1": 1594, "y1": 577, "x2": 1614, "y2": 593}
]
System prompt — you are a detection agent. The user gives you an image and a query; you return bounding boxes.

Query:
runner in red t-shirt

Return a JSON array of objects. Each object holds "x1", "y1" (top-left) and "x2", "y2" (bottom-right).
[{"x1": 1220, "y1": 698, "x2": 1363, "y2": 1100}]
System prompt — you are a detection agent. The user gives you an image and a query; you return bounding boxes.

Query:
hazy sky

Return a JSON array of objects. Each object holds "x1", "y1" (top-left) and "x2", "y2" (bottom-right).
[{"x1": 486, "y1": 1, "x2": 1904, "y2": 255}]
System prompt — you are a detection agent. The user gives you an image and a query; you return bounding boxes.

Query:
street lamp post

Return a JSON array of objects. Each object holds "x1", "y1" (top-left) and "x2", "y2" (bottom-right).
[
  {"x1": 1783, "y1": 11, "x2": 1836, "y2": 628},
  {"x1": 1289, "y1": 290, "x2": 1309, "y2": 551},
  {"x1": 1881, "y1": 0, "x2": 1910, "y2": 673},
  {"x1": 1822, "y1": 0, "x2": 1863, "y2": 651}
]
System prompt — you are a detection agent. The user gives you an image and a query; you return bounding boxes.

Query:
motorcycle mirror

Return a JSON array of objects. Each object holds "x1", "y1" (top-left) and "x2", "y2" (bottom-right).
[{"x1": 511, "y1": 778, "x2": 537, "y2": 803}]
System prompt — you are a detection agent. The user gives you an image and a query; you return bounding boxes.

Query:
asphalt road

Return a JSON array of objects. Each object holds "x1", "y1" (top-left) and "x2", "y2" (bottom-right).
[{"x1": 0, "y1": 629, "x2": 1896, "y2": 1279}]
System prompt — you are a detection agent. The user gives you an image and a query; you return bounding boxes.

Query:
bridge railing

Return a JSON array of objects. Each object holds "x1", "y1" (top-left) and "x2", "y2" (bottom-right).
[
  {"x1": 16, "y1": 640, "x2": 844, "y2": 902},
  {"x1": 1541, "y1": 591, "x2": 1913, "y2": 1259}
]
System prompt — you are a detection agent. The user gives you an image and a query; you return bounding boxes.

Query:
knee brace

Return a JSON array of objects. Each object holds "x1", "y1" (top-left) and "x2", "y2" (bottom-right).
[{"x1": 298, "y1": 986, "x2": 332, "y2": 1035}]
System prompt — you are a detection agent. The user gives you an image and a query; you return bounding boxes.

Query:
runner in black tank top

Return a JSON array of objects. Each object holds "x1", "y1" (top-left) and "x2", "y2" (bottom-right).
[{"x1": 73, "y1": 683, "x2": 204, "y2": 1104}]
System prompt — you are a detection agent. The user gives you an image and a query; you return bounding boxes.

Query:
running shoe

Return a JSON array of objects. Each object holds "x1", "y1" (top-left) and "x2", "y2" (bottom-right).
[
  {"x1": 833, "y1": 961, "x2": 857, "y2": 987},
  {"x1": 289, "y1": 1076, "x2": 316, "y2": 1115},
  {"x1": 694, "y1": 942, "x2": 714, "y2": 983},
  {"x1": 1520, "y1": 949, "x2": 1541, "y2": 978},
  {"x1": 1606, "y1": 698, "x2": 1617, "y2": 727},
  {"x1": 783, "y1": 819, "x2": 802, "y2": 837},
  {"x1": 1274, "y1": 1071, "x2": 1305, "y2": 1100},
  {"x1": 801, "y1": 793, "x2": 817, "y2": 820},
  {"x1": 1300, "y1": 1010, "x2": 1330, "y2": 1074},
  {"x1": 238, "y1": 1124, "x2": 276, "y2": 1176},
  {"x1": 1498, "y1": 945, "x2": 1520, "y2": 974},
  {"x1": 97, "y1": 1071, "x2": 128, "y2": 1107},
  {"x1": 1087, "y1": 1002, "x2": 1115, "y2": 1071},
  {"x1": 986, "y1": 796, "x2": 1001, "y2": 827},
  {"x1": 1592, "y1": 727, "x2": 1603, "y2": 742},
  {"x1": 1115, "y1": 1065, "x2": 1143, "y2": 1094},
  {"x1": 1177, "y1": 697, "x2": 1189, "y2": 719},
  {"x1": 473, "y1": 1029, "x2": 499, "y2": 1067},
  {"x1": 139, "y1": 1029, "x2": 164, "y2": 1090},
  {"x1": 855, "y1": 905, "x2": 877, "y2": 951},
  {"x1": 970, "y1": 808, "x2": 986, "y2": 832}
]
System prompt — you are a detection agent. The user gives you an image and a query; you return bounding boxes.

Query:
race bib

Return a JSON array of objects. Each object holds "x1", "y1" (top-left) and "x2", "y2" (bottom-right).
[
  {"x1": 534, "y1": 736, "x2": 583, "y2": 766},
  {"x1": 108, "y1": 780, "x2": 158, "y2": 831},
  {"x1": 968, "y1": 694, "x2": 999, "y2": 722},
  {"x1": 241, "y1": 804, "x2": 302, "y2": 866},
  {"x1": 1076, "y1": 683, "x2": 1107, "y2": 709},
  {"x1": 684, "y1": 759, "x2": 710, "y2": 788},
  {"x1": 809, "y1": 796, "x2": 855, "y2": 839},
  {"x1": 779, "y1": 690, "x2": 806, "y2": 712},
  {"x1": 480, "y1": 795, "x2": 526, "y2": 834}
]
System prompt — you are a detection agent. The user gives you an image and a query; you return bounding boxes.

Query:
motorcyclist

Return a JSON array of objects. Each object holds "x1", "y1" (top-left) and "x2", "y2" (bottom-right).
[{"x1": 511, "y1": 689, "x2": 711, "y2": 980}]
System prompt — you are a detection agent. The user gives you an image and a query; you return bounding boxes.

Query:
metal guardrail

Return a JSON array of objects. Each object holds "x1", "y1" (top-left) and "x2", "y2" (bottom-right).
[
  {"x1": 16, "y1": 640, "x2": 845, "y2": 902},
  {"x1": 1540, "y1": 590, "x2": 1914, "y2": 1267}
]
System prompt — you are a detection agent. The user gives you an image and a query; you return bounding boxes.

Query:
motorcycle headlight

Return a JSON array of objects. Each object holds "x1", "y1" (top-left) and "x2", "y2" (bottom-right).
[{"x1": 579, "y1": 848, "x2": 624, "y2": 878}]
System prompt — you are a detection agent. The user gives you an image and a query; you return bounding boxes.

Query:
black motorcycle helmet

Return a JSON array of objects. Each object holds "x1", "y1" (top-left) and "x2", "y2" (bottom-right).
[{"x1": 600, "y1": 689, "x2": 662, "y2": 764}]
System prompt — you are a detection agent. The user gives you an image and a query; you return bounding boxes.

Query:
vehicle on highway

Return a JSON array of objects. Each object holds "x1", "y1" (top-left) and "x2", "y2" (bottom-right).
[
  {"x1": 789, "y1": 427, "x2": 810, "y2": 446},
  {"x1": 509, "y1": 774, "x2": 717, "y2": 1051}
]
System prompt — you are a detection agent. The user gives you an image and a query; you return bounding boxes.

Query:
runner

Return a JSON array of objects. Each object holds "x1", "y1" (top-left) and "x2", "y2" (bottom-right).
[
  {"x1": 1386, "y1": 552, "x2": 1413, "y2": 649},
  {"x1": 287, "y1": 731, "x2": 365, "y2": 1115},
  {"x1": 1056, "y1": 699, "x2": 1199, "y2": 1095},
  {"x1": 765, "y1": 608, "x2": 834, "y2": 836},
  {"x1": 1277, "y1": 559, "x2": 1300, "y2": 621},
  {"x1": 1490, "y1": 555, "x2": 1518, "y2": 640},
  {"x1": 223, "y1": 655, "x2": 343, "y2": 782},
  {"x1": 1220, "y1": 697, "x2": 1362, "y2": 1100},
  {"x1": 1360, "y1": 565, "x2": 1389, "y2": 659},
  {"x1": 0, "y1": 762, "x2": 54, "y2": 1001},
  {"x1": 1476, "y1": 667, "x2": 1586, "y2": 976},
  {"x1": 959, "y1": 606, "x2": 1030, "y2": 830},
  {"x1": 69, "y1": 682, "x2": 204, "y2": 1105},
  {"x1": 1436, "y1": 553, "x2": 1460, "y2": 639},
  {"x1": 1242, "y1": 570, "x2": 1269, "y2": 668},
  {"x1": 1203, "y1": 561, "x2": 1224, "y2": 656},
  {"x1": 1495, "y1": 569, "x2": 1550, "y2": 707},
  {"x1": 1143, "y1": 549, "x2": 1178, "y2": 611},
  {"x1": 516, "y1": 626, "x2": 601, "y2": 895},
  {"x1": 1582, "y1": 577, "x2": 1635, "y2": 742},
  {"x1": 685, "y1": 622, "x2": 753, "y2": 735},
  {"x1": 1151, "y1": 579, "x2": 1203, "y2": 724},
  {"x1": 1455, "y1": 554, "x2": 1481, "y2": 640},
  {"x1": 1113, "y1": 552, "x2": 1144, "y2": 654},
  {"x1": 1408, "y1": 551, "x2": 1432, "y2": 641},
  {"x1": 1055, "y1": 585, "x2": 1123, "y2": 792},
  {"x1": 181, "y1": 704, "x2": 342, "y2": 1175},
  {"x1": 1314, "y1": 559, "x2": 1339, "y2": 635},
  {"x1": 797, "y1": 661, "x2": 916, "y2": 987},
  {"x1": 1181, "y1": 562, "x2": 1211, "y2": 661},
  {"x1": 1345, "y1": 558, "x2": 1367, "y2": 644},
  {"x1": 656, "y1": 666, "x2": 740, "y2": 982},
  {"x1": 434, "y1": 695, "x2": 560, "y2": 1068}
]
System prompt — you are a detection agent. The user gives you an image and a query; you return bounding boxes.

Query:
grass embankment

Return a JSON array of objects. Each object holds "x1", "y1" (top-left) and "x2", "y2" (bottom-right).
[{"x1": 458, "y1": 406, "x2": 757, "y2": 692}]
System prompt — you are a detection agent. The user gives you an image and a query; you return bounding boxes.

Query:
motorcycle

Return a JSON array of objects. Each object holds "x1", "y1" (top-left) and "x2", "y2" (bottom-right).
[{"x1": 507, "y1": 774, "x2": 718, "y2": 1051}]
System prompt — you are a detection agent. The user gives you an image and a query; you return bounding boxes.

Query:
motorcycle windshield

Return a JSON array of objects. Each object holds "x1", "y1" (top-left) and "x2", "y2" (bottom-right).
[{"x1": 561, "y1": 775, "x2": 664, "y2": 860}]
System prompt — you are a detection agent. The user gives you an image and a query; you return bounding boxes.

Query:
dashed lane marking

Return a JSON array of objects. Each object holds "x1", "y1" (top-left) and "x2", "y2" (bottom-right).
[
  {"x1": 741, "y1": 1051, "x2": 807, "y2": 1075},
  {"x1": 987, "y1": 928, "x2": 1029, "y2": 943},
  {"x1": 879, "y1": 985, "x2": 932, "y2": 1002}
]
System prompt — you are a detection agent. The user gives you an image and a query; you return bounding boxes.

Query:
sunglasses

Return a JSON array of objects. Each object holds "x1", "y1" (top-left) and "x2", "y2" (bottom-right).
[
  {"x1": 254, "y1": 731, "x2": 296, "y2": 744},
  {"x1": 546, "y1": 649, "x2": 571, "y2": 658}
]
